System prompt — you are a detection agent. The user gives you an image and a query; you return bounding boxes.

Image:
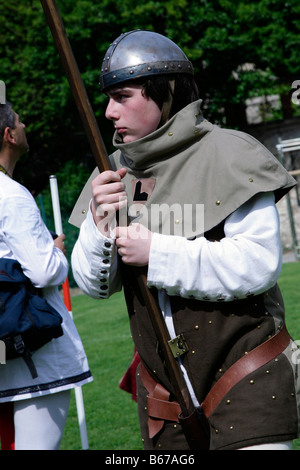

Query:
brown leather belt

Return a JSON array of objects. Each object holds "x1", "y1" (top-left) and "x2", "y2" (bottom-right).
[
  {"x1": 140, "y1": 326, "x2": 291, "y2": 438},
  {"x1": 202, "y1": 325, "x2": 291, "y2": 417}
]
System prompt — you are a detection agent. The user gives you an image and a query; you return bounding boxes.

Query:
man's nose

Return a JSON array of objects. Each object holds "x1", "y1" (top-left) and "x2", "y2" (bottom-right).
[{"x1": 105, "y1": 99, "x2": 118, "y2": 120}]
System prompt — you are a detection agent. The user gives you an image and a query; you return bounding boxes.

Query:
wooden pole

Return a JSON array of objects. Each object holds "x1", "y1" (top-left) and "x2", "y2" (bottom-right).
[{"x1": 40, "y1": 0, "x2": 195, "y2": 420}]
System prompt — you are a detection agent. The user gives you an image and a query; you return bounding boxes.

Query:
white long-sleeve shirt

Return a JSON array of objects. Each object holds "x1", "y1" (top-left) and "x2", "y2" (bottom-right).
[
  {"x1": 72, "y1": 191, "x2": 282, "y2": 407},
  {"x1": 0, "y1": 180, "x2": 69, "y2": 288},
  {"x1": 72, "y1": 191, "x2": 282, "y2": 303},
  {"x1": 151, "y1": 192, "x2": 283, "y2": 406},
  {"x1": 0, "y1": 173, "x2": 92, "y2": 402}
]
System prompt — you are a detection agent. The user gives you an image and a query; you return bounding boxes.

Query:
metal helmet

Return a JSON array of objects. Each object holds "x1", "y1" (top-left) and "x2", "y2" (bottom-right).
[{"x1": 99, "y1": 30, "x2": 194, "y2": 92}]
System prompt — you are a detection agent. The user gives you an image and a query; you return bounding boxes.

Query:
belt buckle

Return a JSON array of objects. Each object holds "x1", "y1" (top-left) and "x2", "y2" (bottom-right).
[{"x1": 168, "y1": 333, "x2": 189, "y2": 358}]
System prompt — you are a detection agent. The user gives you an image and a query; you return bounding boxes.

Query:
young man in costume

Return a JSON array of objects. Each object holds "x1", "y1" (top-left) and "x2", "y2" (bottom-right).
[
  {"x1": 0, "y1": 102, "x2": 92, "y2": 449},
  {"x1": 70, "y1": 30, "x2": 299, "y2": 450}
]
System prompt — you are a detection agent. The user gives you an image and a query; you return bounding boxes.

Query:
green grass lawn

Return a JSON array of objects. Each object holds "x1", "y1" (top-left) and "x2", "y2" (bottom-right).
[
  {"x1": 60, "y1": 290, "x2": 142, "y2": 450},
  {"x1": 60, "y1": 262, "x2": 300, "y2": 450},
  {"x1": 277, "y1": 262, "x2": 300, "y2": 451}
]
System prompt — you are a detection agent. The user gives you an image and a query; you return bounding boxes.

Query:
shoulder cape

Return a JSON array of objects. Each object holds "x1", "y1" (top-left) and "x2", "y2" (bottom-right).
[{"x1": 69, "y1": 100, "x2": 296, "y2": 238}]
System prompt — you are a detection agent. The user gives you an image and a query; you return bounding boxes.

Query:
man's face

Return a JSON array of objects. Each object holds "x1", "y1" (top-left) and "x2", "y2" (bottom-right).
[
  {"x1": 105, "y1": 84, "x2": 162, "y2": 143},
  {"x1": 11, "y1": 111, "x2": 29, "y2": 154}
]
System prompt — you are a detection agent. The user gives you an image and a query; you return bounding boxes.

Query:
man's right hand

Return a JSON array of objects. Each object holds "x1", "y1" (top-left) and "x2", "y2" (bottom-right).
[{"x1": 91, "y1": 167, "x2": 127, "y2": 236}]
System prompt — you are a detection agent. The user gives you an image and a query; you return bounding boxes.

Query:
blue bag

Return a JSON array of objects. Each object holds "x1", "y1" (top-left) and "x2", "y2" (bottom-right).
[{"x1": 0, "y1": 258, "x2": 63, "y2": 377}]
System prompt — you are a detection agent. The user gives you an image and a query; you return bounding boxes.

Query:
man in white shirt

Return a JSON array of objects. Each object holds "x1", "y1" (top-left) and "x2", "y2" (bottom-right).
[{"x1": 0, "y1": 101, "x2": 92, "y2": 449}]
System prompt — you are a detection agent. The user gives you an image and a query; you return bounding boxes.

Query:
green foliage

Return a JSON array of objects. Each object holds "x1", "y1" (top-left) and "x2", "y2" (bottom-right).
[{"x1": 1, "y1": 0, "x2": 300, "y2": 193}]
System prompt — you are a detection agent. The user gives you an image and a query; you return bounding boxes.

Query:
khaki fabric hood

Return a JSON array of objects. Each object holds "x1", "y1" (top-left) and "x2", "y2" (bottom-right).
[{"x1": 70, "y1": 100, "x2": 296, "y2": 238}]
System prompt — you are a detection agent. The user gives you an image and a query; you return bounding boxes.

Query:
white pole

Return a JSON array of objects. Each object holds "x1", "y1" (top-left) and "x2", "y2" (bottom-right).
[
  {"x1": 49, "y1": 175, "x2": 89, "y2": 450},
  {"x1": 49, "y1": 175, "x2": 63, "y2": 234}
]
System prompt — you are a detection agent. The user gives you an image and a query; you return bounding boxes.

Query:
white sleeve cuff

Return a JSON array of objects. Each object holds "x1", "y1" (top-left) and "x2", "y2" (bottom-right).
[{"x1": 71, "y1": 206, "x2": 121, "y2": 299}]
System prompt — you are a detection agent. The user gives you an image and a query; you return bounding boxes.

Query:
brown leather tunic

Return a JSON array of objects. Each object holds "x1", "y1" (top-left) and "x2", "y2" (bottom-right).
[{"x1": 120, "y1": 222, "x2": 298, "y2": 450}]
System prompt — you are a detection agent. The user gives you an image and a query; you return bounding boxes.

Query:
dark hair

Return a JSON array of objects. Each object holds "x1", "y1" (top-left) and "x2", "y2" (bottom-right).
[
  {"x1": 138, "y1": 74, "x2": 200, "y2": 118},
  {"x1": 109, "y1": 73, "x2": 200, "y2": 120},
  {"x1": 0, "y1": 102, "x2": 15, "y2": 150}
]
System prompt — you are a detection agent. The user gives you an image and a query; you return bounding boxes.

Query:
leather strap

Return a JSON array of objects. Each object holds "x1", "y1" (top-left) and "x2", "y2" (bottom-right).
[
  {"x1": 139, "y1": 326, "x2": 291, "y2": 438},
  {"x1": 201, "y1": 326, "x2": 291, "y2": 418},
  {"x1": 139, "y1": 363, "x2": 181, "y2": 438}
]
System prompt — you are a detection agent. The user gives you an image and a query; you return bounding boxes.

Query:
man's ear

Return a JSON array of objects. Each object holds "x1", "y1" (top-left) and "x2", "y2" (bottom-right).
[{"x1": 3, "y1": 127, "x2": 15, "y2": 145}]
